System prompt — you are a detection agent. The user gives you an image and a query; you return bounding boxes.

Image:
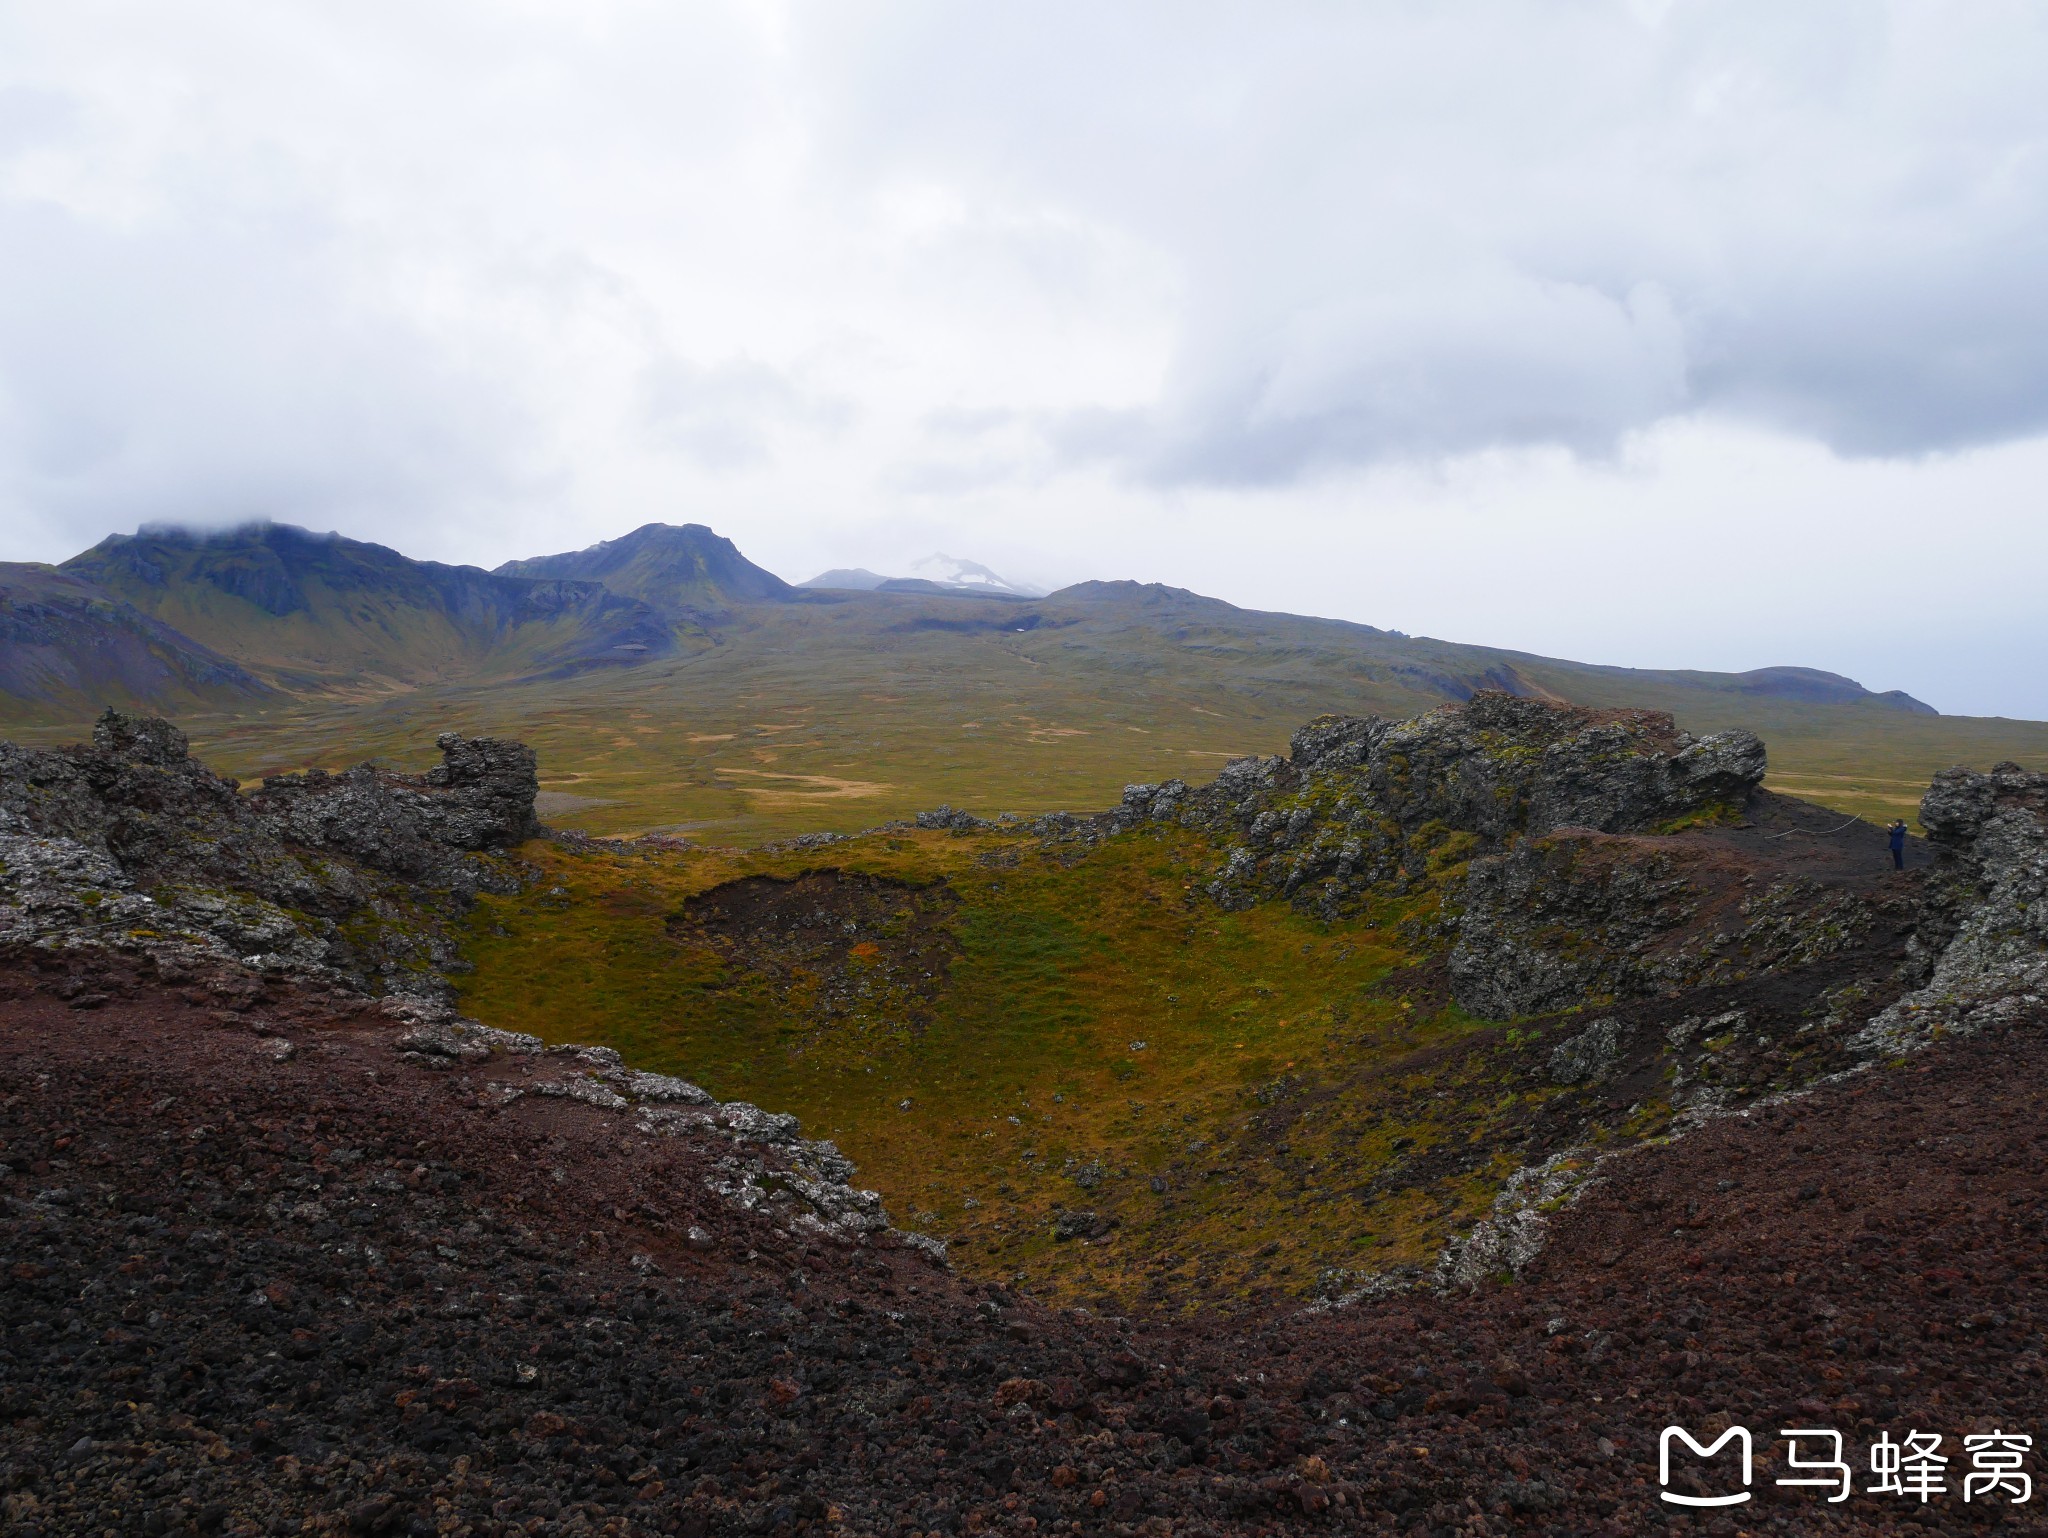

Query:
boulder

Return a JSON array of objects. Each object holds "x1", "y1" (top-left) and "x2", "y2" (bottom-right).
[{"x1": 1548, "y1": 1019, "x2": 1629, "y2": 1085}]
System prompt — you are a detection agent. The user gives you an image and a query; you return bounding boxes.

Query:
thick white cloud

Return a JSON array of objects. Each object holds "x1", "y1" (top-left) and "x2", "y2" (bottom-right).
[{"x1": 1, "y1": 1, "x2": 2045, "y2": 714}]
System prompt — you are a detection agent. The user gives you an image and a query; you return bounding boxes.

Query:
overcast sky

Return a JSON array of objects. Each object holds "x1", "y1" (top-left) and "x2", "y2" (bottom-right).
[{"x1": 3, "y1": 2, "x2": 2046, "y2": 716}]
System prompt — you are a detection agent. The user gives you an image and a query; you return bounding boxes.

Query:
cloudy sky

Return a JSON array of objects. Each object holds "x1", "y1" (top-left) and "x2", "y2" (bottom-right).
[{"x1": 3, "y1": 2, "x2": 2046, "y2": 715}]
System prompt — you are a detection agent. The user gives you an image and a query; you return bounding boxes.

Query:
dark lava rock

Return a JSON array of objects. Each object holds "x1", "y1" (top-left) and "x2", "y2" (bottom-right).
[
  {"x1": 1165, "y1": 692, "x2": 1765, "y2": 918},
  {"x1": 0, "y1": 711, "x2": 542, "y2": 999},
  {"x1": 7, "y1": 941, "x2": 2048, "y2": 1534}
]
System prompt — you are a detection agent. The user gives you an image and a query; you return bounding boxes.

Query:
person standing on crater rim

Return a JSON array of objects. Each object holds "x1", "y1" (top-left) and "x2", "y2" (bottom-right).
[{"x1": 1889, "y1": 818, "x2": 1909, "y2": 871}]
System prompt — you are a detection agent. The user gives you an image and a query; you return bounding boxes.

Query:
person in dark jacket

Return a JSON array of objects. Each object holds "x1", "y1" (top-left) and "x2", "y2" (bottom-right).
[{"x1": 1888, "y1": 820, "x2": 1908, "y2": 870}]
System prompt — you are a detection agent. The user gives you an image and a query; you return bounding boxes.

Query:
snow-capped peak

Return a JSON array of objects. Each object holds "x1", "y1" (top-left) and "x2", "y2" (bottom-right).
[{"x1": 909, "y1": 553, "x2": 1043, "y2": 596}]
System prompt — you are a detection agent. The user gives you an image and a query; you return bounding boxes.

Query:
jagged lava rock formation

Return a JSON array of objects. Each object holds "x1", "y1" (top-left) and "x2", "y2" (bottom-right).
[
  {"x1": 1854, "y1": 759, "x2": 2048, "y2": 1054},
  {"x1": 1008, "y1": 693, "x2": 2048, "y2": 1230},
  {"x1": 1103, "y1": 694, "x2": 1911, "y2": 1020},
  {"x1": 0, "y1": 709, "x2": 931, "y2": 1277},
  {"x1": 919, "y1": 693, "x2": 2048, "y2": 1143},
  {"x1": 0, "y1": 712, "x2": 539, "y2": 998}
]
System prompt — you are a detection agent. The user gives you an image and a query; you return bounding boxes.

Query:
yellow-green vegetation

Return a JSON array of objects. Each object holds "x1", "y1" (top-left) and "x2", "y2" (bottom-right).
[
  {"x1": 453, "y1": 821, "x2": 1609, "y2": 1312},
  {"x1": 8, "y1": 593, "x2": 2031, "y2": 847},
  {"x1": 10, "y1": 574, "x2": 2046, "y2": 841}
]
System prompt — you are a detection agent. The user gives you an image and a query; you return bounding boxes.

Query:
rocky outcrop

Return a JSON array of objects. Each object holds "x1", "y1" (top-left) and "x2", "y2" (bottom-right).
[
  {"x1": 1092, "y1": 693, "x2": 1937, "y2": 1025},
  {"x1": 374, "y1": 993, "x2": 917, "y2": 1256},
  {"x1": 0, "y1": 711, "x2": 542, "y2": 998},
  {"x1": 250, "y1": 730, "x2": 539, "y2": 889},
  {"x1": 897, "y1": 694, "x2": 1946, "y2": 1034},
  {"x1": 993, "y1": 692, "x2": 1935, "y2": 1028},
  {"x1": 1854, "y1": 761, "x2": 2048, "y2": 1054},
  {"x1": 1446, "y1": 822, "x2": 1876, "y2": 1018},
  {"x1": 1432, "y1": 1150, "x2": 1602, "y2": 1289},
  {"x1": 1137, "y1": 693, "x2": 1765, "y2": 916},
  {"x1": 1, "y1": 711, "x2": 941, "y2": 1300},
  {"x1": 1547, "y1": 1018, "x2": 1631, "y2": 1085},
  {"x1": 1284, "y1": 694, "x2": 1765, "y2": 845}
]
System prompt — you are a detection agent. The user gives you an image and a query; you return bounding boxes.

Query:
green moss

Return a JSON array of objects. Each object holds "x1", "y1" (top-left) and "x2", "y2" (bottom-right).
[
  {"x1": 1653, "y1": 800, "x2": 1745, "y2": 835},
  {"x1": 448, "y1": 824, "x2": 1564, "y2": 1306}
]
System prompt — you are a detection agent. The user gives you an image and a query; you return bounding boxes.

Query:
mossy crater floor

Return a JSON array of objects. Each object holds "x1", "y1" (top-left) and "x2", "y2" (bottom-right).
[{"x1": 454, "y1": 826, "x2": 1575, "y2": 1311}]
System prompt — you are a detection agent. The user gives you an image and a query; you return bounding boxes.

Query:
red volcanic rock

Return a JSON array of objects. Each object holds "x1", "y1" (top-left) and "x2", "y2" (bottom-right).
[{"x1": 6, "y1": 943, "x2": 2048, "y2": 1534}]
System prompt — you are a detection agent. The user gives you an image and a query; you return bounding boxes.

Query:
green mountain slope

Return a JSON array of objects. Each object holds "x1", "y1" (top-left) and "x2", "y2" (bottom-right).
[
  {"x1": 0, "y1": 563, "x2": 279, "y2": 721},
  {"x1": 494, "y1": 521, "x2": 798, "y2": 619},
  {"x1": 59, "y1": 523, "x2": 688, "y2": 696}
]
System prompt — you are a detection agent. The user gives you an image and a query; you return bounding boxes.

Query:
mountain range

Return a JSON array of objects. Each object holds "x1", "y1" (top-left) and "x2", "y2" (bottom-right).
[
  {"x1": 9, "y1": 522, "x2": 685, "y2": 716},
  {"x1": 6, "y1": 516, "x2": 2037, "y2": 842},
  {"x1": 496, "y1": 521, "x2": 799, "y2": 617},
  {"x1": 2, "y1": 518, "x2": 1936, "y2": 714}
]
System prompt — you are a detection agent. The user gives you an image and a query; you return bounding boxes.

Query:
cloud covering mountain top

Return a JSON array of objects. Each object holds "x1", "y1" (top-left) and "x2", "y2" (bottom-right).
[{"x1": 3, "y1": 3, "x2": 2046, "y2": 712}]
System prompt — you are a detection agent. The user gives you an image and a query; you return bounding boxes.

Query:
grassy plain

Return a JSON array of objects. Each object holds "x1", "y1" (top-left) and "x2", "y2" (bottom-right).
[
  {"x1": 27, "y1": 592, "x2": 2032, "y2": 843},
  {"x1": 455, "y1": 822, "x2": 1626, "y2": 1311}
]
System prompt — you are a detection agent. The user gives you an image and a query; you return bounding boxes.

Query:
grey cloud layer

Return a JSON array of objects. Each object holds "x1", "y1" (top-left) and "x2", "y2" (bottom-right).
[
  {"x1": 803, "y1": 2, "x2": 2048, "y2": 483},
  {"x1": 1, "y1": 1, "x2": 2045, "y2": 581}
]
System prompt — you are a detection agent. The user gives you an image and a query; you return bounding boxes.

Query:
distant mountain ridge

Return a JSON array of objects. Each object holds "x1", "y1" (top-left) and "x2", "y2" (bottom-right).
[
  {"x1": 908, "y1": 553, "x2": 1044, "y2": 596},
  {"x1": 0, "y1": 518, "x2": 1944, "y2": 730},
  {"x1": 1732, "y1": 666, "x2": 1938, "y2": 715},
  {"x1": 800, "y1": 568, "x2": 890, "y2": 591},
  {"x1": 56, "y1": 523, "x2": 683, "y2": 695},
  {"x1": 497, "y1": 523, "x2": 796, "y2": 619},
  {"x1": 0, "y1": 562, "x2": 280, "y2": 718},
  {"x1": 803, "y1": 552, "x2": 1044, "y2": 598}
]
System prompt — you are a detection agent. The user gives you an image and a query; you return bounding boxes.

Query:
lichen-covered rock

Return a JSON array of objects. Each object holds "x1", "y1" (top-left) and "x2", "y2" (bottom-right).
[
  {"x1": 386, "y1": 1002, "x2": 544, "y2": 1062},
  {"x1": 913, "y1": 805, "x2": 990, "y2": 833},
  {"x1": 1448, "y1": 827, "x2": 1876, "y2": 1020},
  {"x1": 1287, "y1": 716, "x2": 1389, "y2": 774},
  {"x1": 348, "y1": 992, "x2": 922, "y2": 1254},
  {"x1": 1347, "y1": 693, "x2": 1762, "y2": 846},
  {"x1": 248, "y1": 732, "x2": 537, "y2": 890},
  {"x1": 1114, "y1": 779, "x2": 1191, "y2": 828},
  {"x1": 1173, "y1": 693, "x2": 1765, "y2": 918},
  {"x1": 0, "y1": 710, "x2": 543, "y2": 999},
  {"x1": 1052, "y1": 1209, "x2": 1108, "y2": 1241},
  {"x1": 1667, "y1": 730, "x2": 1772, "y2": 808},
  {"x1": 621, "y1": 1068, "x2": 715, "y2": 1105},
  {"x1": 1449, "y1": 839, "x2": 1699, "y2": 1017},
  {"x1": 1855, "y1": 762, "x2": 2048, "y2": 1054},
  {"x1": 1434, "y1": 1150, "x2": 1602, "y2": 1288},
  {"x1": 1548, "y1": 1019, "x2": 1629, "y2": 1085}
]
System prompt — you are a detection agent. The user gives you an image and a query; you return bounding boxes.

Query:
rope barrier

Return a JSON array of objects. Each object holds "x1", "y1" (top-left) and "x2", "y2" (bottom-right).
[{"x1": 1763, "y1": 813, "x2": 1869, "y2": 840}]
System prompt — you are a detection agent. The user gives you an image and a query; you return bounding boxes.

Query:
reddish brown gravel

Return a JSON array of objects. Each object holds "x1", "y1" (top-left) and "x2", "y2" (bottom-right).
[{"x1": 6, "y1": 946, "x2": 2048, "y2": 1537}]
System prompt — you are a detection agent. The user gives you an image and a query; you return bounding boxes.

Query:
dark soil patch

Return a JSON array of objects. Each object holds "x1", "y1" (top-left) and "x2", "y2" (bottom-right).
[
  {"x1": 668, "y1": 869, "x2": 961, "y2": 1027},
  {"x1": 1698, "y1": 788, "x2": 1938, "y2": 880}
]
